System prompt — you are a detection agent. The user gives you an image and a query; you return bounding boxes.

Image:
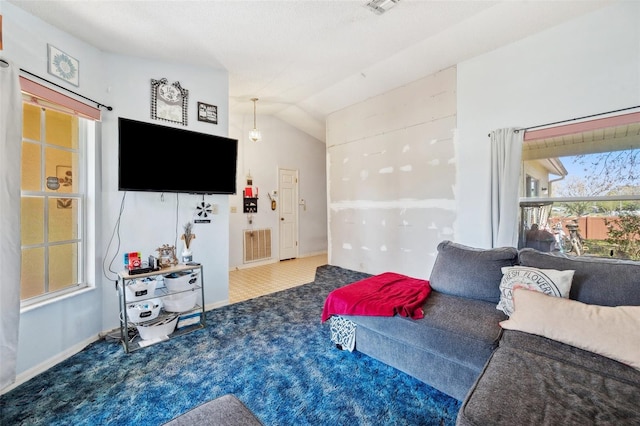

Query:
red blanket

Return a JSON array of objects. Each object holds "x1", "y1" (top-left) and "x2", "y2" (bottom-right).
[{"x1": 321, "y1": 272, "x2": 431, "y2": 322}]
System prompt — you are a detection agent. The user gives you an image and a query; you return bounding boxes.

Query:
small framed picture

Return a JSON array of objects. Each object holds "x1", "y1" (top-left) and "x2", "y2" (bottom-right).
[
  {"x1": 197, "y1": 102, "x2": 218, "y2": 124},
  {"x1": 47, "y1": 44, "x2": 79, "y2": 86}
]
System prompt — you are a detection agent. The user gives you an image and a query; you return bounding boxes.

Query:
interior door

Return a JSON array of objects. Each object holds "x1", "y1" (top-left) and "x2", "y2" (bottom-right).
[{"x1": 279, "y1": 168, "x2": 298, "y2": 260}]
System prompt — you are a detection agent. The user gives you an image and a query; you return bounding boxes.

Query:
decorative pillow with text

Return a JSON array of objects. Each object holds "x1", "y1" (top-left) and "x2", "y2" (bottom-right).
[{"x1": 497, "y1": 266, "x2": 574, "y2": 316}]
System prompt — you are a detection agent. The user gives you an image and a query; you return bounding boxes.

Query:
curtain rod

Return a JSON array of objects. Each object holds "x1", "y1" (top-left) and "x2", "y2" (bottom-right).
[
  {"x1": 20, "y1": 68, "x2": 113, "y2": 111},
  {"x1": 488, "y1": 105, "x2": 640, "y2": 137},
  {"x1": 523, "y1": 105, "x2": 640, "y2": 131}
]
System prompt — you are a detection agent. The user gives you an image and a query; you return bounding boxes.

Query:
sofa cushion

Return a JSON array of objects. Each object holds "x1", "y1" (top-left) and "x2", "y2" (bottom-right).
[
  {"x1": 456, "y1": 330, "x2": 640, "y2": 426},
  {"x1": 518, "y1": 248, "x2": 640, "y2": 306},
  {"x1": 345, "y1": 291, "x2": 507, "y2": 372},
  {"x1": 501, "y1": 288, "x2": 640, "y2": 370},
  {"x1": 429, "y1": 240, "x2": 518, "y2": 303},
  {"x1": 496, "y1": 266, "x2": 574, "y2": 316}
]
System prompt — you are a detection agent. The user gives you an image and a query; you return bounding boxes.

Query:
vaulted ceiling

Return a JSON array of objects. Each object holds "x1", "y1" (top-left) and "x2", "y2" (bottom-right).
[{"x1": 9, "y1": 0, "x2": 613, "y2": 141}]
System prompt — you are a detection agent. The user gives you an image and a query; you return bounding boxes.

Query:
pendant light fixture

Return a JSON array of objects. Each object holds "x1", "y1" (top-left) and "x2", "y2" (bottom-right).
[{"x1": 249, "y1": 98, "x2": 262, "y2": 142}]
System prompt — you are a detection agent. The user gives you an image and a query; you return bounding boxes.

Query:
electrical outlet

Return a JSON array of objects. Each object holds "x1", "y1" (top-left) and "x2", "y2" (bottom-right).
[
  {"x1": 211, "y1": 204, "x2": 218, "y2": 214},
  {"x1": 230, "y1": 206, "x2": 237, "y2": 213}
]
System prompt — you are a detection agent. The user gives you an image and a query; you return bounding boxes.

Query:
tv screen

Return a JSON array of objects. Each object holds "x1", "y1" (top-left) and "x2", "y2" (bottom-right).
[{"x1": 118, "y1": 117, "x2": 238, "y2": 194}]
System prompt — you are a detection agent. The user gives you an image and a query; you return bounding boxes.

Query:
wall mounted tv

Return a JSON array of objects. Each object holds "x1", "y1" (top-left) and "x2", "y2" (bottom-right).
[{"x1": 118, "y1": 117, "x2": 238, "y2": 195}]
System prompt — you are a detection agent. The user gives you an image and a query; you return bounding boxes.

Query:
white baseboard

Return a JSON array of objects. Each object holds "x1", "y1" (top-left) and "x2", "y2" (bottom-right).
[
  {"x1": 1, "y1": 303, "x2": 228, "y2": 396},
  {"x1": 299, "y1": 250, "x2": 328, "y2": 258},
  {"x1": 229, "y1": 251, "x2": 327, "y2": 272},
  {"x1": 205, "y1": 300, "x2": 228, "y2": 311},
  {"x1": 2, "y1": 279, "x2": 303, "y2": 395},
  {"x1": 1, "y1": 334, "x2": 101, "y2": 395},
  {"x1": 230, "y1": 258, "x2": 278, "y2": 271}
]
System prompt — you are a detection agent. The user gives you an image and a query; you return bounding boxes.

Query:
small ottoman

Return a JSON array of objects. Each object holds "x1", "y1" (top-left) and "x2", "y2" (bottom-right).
[{"x1": 163, "y1": 394, "x2": 262, "y2": 426}]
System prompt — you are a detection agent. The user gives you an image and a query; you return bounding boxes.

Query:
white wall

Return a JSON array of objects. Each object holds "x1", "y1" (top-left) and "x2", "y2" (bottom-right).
[
  {"x1": 4, "y1": 0, "x2": 637, "y2": 384},
  {"x1": 100, "y1": 53, "x2": 230, "y2": 331},
  {"x1": 456, "y1": 1, "x2": 640, "y2": 248},
  {"x1": 326, "y1": 1, "x2": 640, "y2": 278},
  {"x1": 2, "y1": 1, "x2": 108, "y2": 378},
  {"x1": 326, "y1": 68, "x2": 457, "y2": 279},
  {"x1": 228, "y1": 114, "x2": 327, "y2": 268},
  {"x1": 1, "y1": 2, "x2": 232, "y2": 379}
]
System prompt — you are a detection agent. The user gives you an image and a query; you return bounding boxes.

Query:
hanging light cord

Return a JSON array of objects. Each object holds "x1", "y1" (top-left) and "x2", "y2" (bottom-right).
[{"x1": 252, "y1": 98, "x2": 258, "y2": 129}]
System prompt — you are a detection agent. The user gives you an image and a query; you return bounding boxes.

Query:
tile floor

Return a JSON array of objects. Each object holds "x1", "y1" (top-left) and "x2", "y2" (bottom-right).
[{"x1": 228, "y1": 254, "x2": 328, "y2": 304}]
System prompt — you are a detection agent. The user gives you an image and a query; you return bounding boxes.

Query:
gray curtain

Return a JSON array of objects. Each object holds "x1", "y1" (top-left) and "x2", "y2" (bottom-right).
[
  {"x1": 490, "y1": 128, "x2": 523, "y2": 248},
  {"x1": 0, "y1": 58, "x2": 23, "y2": 390}
]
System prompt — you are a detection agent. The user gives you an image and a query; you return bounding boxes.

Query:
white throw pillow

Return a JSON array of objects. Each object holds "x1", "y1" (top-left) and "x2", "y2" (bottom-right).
[
  {"x1": 501, "y1": 288, "x2": 640, "y2": 371},
  {"x1": 497, "y1": 266, "x2": 574, "y2": 316}
]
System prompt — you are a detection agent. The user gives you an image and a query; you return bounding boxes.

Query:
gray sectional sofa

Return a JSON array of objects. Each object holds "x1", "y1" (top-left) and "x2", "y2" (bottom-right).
[{"x1": 333, "y1": 240, "x2": 640, "y2": 424}]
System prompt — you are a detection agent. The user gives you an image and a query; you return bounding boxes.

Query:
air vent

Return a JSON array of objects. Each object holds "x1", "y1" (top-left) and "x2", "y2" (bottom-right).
[
  {"x1": 243, "y1": 228, "x2": 272, "y2": 263},
  {"x1": 365, "y1": 0, "x2": 400, "y2": 15}
]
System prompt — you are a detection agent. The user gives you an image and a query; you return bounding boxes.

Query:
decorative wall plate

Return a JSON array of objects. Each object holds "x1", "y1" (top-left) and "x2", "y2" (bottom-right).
[{"x1": 151, "y1": 78, "x2": 189, "y2": 125}]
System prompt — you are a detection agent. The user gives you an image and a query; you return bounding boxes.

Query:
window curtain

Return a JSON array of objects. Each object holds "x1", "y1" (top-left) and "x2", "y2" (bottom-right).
[
  {"x1": 490, "y1": 128, "x2": 523, "y2": 248},
  {"x1": 0, "y1": 58, "x2": 23, "y2": 391}
]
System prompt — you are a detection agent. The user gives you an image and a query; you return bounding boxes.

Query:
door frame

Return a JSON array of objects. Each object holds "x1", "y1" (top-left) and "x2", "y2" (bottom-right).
[{"x1": 278, "y1": 167, "x2": 299, "y2": 260}]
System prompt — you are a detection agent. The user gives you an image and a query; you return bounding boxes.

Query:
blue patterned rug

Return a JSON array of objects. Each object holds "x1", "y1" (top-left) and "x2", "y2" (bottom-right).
[{"x1": 0, "y1": 265, "x2": 460, "y2": 425}]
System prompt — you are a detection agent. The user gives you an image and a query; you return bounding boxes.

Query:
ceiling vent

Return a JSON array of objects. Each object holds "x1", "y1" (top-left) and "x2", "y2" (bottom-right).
[{"x1": 365, "y1": 0, "x2": 400, "y2": 15}]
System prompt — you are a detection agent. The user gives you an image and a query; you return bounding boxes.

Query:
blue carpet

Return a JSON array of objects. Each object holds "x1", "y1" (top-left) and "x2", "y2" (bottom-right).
[{"x1": 0, "y1": 265, "x2": 460, "y2": 425}]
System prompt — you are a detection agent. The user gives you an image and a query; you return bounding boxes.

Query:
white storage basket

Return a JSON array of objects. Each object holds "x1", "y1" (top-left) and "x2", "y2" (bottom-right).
[
  {"x1": 126, "y1": 298, "x2": 162, "y2": 323},
  {"x1": 125, "y1": 278, "x2": 158, "y2": 301},
  {"x1": 136, "y1": 315, "x2": 178, "y2": 340},
  {"x1": 163, "y1": 271, "x2": 199, "y2": 292},
  {"x1": 163, "y1": 291, "x2": 198, "y2": 312}
]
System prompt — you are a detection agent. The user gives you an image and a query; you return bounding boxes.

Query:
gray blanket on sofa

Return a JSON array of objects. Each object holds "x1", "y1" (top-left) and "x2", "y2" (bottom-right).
[{"x1": 457, "y1": 330, "x2": 640, "y2": 425}]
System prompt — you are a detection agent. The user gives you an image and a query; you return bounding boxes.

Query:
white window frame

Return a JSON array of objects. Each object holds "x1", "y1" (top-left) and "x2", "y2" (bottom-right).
[
  {"x1": 518, "y1": 111, "x2": 640, "y2": 256},
  {"x1": 19, "y1": 79, "x2": 98, "y2": 309}
]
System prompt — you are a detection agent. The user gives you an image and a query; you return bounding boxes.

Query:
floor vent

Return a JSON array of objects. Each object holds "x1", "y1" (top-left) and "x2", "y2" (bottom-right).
[{"x1": 243, "y1": 228, "x2": 272, "y2": 263}]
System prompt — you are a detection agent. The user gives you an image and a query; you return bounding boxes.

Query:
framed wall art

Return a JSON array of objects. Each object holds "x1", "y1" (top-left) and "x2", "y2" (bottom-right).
[
  {"x1": 47, "y1": 44, "x2": 79, "y2": 86},
  {"x1": 197, "y1": 102, "x2": 218, "y2": 124},
  {"x1": 150, "y1": 78, "x2": 189, "y2": 126}
]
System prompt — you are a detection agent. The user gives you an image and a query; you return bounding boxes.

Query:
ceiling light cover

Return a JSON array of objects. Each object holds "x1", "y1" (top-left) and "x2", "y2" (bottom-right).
[{"x1": 249, "y1": 128, "x2": 261, "y2": 143}]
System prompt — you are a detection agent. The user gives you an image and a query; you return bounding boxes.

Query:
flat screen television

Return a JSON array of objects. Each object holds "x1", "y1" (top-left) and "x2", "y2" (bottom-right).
[{"x1": 118, "y1": 117, "x2": 238, "y2": 194}]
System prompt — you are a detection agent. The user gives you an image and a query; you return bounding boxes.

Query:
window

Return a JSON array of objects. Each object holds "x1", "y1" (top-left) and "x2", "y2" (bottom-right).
[
  {"x1": 519, "y1": 111, "x2": 640, "y2": 260},
  {"x1": 525, "y1": 175, "x2": 539, "y2": 197},
  {"x1": 20, "y1": 91, "x2": 94, "y2": 306}
]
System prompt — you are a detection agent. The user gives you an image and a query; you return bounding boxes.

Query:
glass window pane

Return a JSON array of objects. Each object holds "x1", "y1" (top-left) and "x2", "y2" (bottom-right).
[
  {"x1": 21, "y1": 197, "x2": 44, "y2": 246},
  {"x1": 45, "y1": 109, "x2": 78, "y2": 149},
  {"x1": 21, "y1": 247, "x2": 45, "y2": 299},
  {"x1": 20, "y1": 96, "x2": 87, "y2": 304},
  {"x1": 23, "y1": 103, "x2": 41, "y2": 141},
  {"x1": 45, "y1": 147, "x2": 76, "y2": 193},
  {"x1": 522, "y1": 129, "x2": 640, "y2": 260},
  {"x1": 49, "y1": 243, "x2": 79, "y2": 291},
  {"x1": 48, "y1": 198, "x2": 79, "y2": 242},
  {"x1": 21, "y1": 141, "x2": 42, "y2": 192}
]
